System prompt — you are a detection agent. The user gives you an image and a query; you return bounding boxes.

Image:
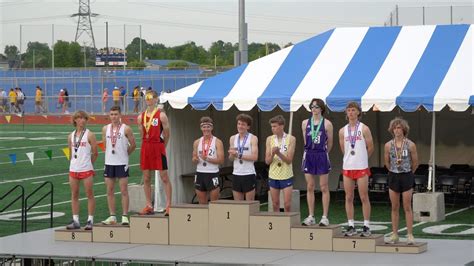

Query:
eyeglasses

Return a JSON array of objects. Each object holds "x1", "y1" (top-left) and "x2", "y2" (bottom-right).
[{"x1": 310, "y1": 105, "x2": 321, "y2": 109}]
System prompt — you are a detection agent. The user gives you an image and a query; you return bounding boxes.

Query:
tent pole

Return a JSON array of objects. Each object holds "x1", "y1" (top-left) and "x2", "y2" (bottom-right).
[
  {"x1": 428, "y1": 111, "x2": 436, "y2": 192},
  {"x1": 289, "y1": 112, "x2": 294, "y2": 136}
]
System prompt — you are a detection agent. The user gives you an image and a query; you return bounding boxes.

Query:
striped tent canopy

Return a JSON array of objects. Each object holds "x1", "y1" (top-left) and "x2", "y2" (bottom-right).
[{"x1": 161, "y1": 24, "x2": 473, "y2": 112}]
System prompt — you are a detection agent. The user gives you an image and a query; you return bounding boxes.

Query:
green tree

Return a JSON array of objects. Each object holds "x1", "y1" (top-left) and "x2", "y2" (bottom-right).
[
  {"x1": 209, "y1": 40, "x2": 236, "y2": 66},
  {"x1": 248, "y1": 42, "x2": 280, "y2": 62},
  {"x1": 23, "y1": 42, "x2": 51, "y2": 68},
  {"x1": 67, "y1": 42, "x2": 82, "y2": 67},
  {"x1": 4, "y1": 45, "x2": 19, "y2": 68},
  {"x1": 53, "y1": 40, "x2": 69, "y2": 67}
]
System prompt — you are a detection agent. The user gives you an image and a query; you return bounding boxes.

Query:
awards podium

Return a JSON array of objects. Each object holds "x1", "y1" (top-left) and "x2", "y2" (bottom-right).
[{"x1": 55, "y1": 200, "x2": 427, "y2": 254}]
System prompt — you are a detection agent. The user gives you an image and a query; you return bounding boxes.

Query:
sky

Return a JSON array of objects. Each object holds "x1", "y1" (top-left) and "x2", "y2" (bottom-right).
[{"x1": 0, "y1": 0, "x2": 472, "y2": 53}]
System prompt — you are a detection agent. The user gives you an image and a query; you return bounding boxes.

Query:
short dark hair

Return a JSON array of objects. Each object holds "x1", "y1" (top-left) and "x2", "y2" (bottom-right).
[
  {"x1": 200, "y1": 116, "x2": 213, "y2": 124},
  {"x1": 309, "y1": 98, "x2": 326, "y2": 115},
  {"x1": 236, "y1": 113, "x2": 253, "y2": 127},
  {"x1": 269, "y1": 115, "x2": 285, "y2": 126},
  {"x1": 110, "y1": 105, "x2": 121, "y2": 113}
]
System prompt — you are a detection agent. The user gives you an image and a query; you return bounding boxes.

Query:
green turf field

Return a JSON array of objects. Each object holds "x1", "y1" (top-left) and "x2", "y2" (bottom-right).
[{"x1": 0, "y1": 124, "x2": 473, "y2": 240}]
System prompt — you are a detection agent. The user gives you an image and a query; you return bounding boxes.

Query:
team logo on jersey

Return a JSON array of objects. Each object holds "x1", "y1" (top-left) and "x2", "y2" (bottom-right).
[{"x1": 152, "y1": 118, "x2": 159, "y2": 126}]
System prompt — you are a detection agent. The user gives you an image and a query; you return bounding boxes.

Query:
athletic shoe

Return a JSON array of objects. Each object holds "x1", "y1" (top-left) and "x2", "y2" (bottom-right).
[
  {"x1": 344, "y1": 226, "x2": 356, "y2": 236},
  {"x1": 302, "y1": 216, "x2": 316, "y2": 226},
  {"x1": 156, "y1": 208, "x2": 165, "y2": 213},
  {"x1": 121, "y1": 216, "x2": 129, "y2": 226},
  {"x1": 407, "y1": 234, "x2": 415, "y2": 245},
  {"x1": 360, "y1": 226, "x2": 371, "y2": 237},
  {"x1": 139, "y1": 205, "x2": 154, "y2": 215},
  {"x1": 84, "y1": 220, "x2": 93, "y2": 230},
  {"x1": 101, "y1": 216, "x2": 117, "y2": 225},
  {"x1": 164, "y1": 207, "x2": 170, "y2": 217},
  {"x1": 385, "y1": 234, "x2": 399, "y2": 244},
  {"x1": 319, "y1": 217, "x2": 329, "y2": 226},
  {"x1": 66, "y1": 220, "x2": 80, "y2": 230}
]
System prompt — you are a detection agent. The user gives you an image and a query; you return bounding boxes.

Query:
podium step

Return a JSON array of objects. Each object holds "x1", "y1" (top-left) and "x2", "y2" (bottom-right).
[
  {"x1": 333, "y1": 234, "x2": 384, "y2": 252},
  {"x1": 130, "y1": 214, "x2": 169, "y2": 244},
  {"x1": 209, "y1": 200, "x2": 259, "y2": 248},
  {"x1": 54, "y1": 229, "x2": 92, "y2": 242},
  {"x1": 169, "y1": 204, "x2": 209, "y2": 246},
  {"x1": 250, "y1": 212, "x2": 300, "y2": 249},
  {"x1": 93, "y1": 224, "x2": 130, "y2": 243},
  {"x1": 376, "y1": 242, "x2": 428, "y2": 253},
  {"x1": 291, "y1": 225, "x2": 341, "y2": 251}
]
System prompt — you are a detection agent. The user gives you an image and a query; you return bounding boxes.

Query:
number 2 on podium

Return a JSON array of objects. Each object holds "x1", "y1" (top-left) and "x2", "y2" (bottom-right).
[{"x1": 187, "y1": 214, "x2": 191, "y2": 222}]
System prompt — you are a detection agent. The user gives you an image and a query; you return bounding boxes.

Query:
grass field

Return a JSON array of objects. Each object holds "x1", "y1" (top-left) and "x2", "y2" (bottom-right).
[{"x1": 0, "y1": 123, "x2": 473, "y2": 241}]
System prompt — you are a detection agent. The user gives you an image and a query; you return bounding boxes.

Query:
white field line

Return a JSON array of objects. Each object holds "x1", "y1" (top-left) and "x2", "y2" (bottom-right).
[
  {"x1": 3, "y1": 183, "x2": 147, "y2": 215},
  {"x1": 0, "y1": 131, "x2": 72, "y2": 134},
  {"x1": 0, "y1": 132, "x2": 141, "y2": 151},
  {"x1": 0, "y1": 147, "x2": 142, "y2": 165},
  {"x1": 1, "y1": 192, "x2": 121, "y2": 215},
  {"x1": 387, "y1": 205, "x2": 473, "y2": 236},
  {"x1": 94, "y1": 182, "x2": 105, "y2": 186},
  {"x1": 0, "y1": 143, "x2": 69, "y2": 151},
  {"x1": 0, "y1": 163, "x2": 140, "y2": 184}
]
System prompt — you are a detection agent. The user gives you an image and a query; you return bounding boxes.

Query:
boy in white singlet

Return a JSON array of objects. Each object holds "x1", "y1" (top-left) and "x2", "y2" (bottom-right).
[
  {"x1": 66, "y1": 110, "x2": 98, "y2": 230},
  {"x1": 338, "y1": 102, "x2": 374, "y2": 237},
  {"x1": 101, "y1": 106, "x2": 136, "y2": 225}
]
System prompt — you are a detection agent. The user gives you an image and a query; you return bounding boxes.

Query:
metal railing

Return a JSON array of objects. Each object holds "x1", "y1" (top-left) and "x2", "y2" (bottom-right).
[
  {"x1": 24, "y1": 181, "x2": 54, "y2": 232},
  {"x1": 0, "y1": 185, "x2": 25, "y2": 233}
]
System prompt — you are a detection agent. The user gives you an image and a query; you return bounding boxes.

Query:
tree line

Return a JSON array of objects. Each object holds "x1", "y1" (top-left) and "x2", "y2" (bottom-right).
[{"x1": 2, "y1": 37, "x2": 292, "y2": 69}]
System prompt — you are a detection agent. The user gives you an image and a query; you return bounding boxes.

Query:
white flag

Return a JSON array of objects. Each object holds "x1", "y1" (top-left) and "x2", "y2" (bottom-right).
[{"x1": 26, "y1": 152, "x2": 34, "y2": 165}]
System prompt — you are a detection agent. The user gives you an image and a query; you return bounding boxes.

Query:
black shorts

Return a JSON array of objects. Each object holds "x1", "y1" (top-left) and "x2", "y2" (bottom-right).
[
  {"x1": 388, "y1": 172, "x2": 414, "y2": 193},
  {"x1": 104, "y1": 165, "x2": 129, "y2": 178},
  {"x1": 232, "y1": 174, "x2": 256, "y2": 193},
  {"x1": 194, "y1": 172, "x2": 220, "y2": 192}
]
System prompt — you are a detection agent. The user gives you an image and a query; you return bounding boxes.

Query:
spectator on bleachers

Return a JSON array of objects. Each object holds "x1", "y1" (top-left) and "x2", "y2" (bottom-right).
[
  {"x1": 120, "y1": 86, "x2": 126, "y2": 108},
  {"x1": 9, "y1": 88, "x2": 17, "y2": 113},
  {"x1": 35, "y1": 86, "x2": 46, "y2": 113},
  {"x1": 64, "y1": 88, "x2": 70, "y2": 114},
  {"x1": 0, "y1": 88, "x2": 6, "y2": 113},
  {"x1": 58, "y1": 89, "x2": 65, "y2": 113},
  {"x1": 132, "y1": 86, "x2": 140, "y2": 113},
  {"x1": 112, "y1": 87, "x2": 120, "y2": 107},
  {"x1": 102, "y1": 88, "x2": 109, "y2": 114},
  {"x1": 16, "y1": 88, "x2": 25, "y2": 114}
]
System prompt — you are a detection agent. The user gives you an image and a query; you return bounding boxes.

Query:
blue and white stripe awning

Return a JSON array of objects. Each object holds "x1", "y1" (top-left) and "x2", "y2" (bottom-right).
[{"x1": 161, "y1": 24, "x2": 473, "y2": 112}]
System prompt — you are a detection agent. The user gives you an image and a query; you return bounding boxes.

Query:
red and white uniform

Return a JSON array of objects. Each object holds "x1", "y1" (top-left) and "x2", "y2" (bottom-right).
[
  {"x1": 69, "y1": 129, "x2": 95, "y2": 179},
  {"x1": 140, "y1": 110, "x2": 167, "y2": 170}
]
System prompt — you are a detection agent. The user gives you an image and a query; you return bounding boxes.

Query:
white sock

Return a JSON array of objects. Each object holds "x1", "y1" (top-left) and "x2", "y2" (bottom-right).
[
  {"x1": 110, "y1": 215, "x2": 116, "y2": 220},
  {"x1": 348, "y1": 219, "x2": 354, "y2": 227},
  {"x1": 87, "y1": 215, "x2": 94, "y2": 223},
  {"x1": 322, "y1": 216, "x2": 327, "y2": 220},
  {"x1": 73, "y1": 215, "x2": 79, "y2": 223},
  {"x1": 364, "y1": 220, "x2": 370, "y2": 227}
]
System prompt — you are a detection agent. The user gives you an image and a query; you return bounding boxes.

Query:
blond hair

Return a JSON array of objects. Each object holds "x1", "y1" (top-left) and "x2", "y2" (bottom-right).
[{"x1": 71, "y1": 110, "x2": 89, "y2": 127}]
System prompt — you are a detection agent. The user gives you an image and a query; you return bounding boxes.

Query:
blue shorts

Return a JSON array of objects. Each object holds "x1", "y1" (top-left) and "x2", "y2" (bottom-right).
[
  {"x1": 302, "y1": 150, "x2": 331, "y2": 175},
  {"x1": 104, "y1": 165, "x2": 129, "y2": 178},
  {"x1": 268, "y1": 178, "x2": 293, "y2": 190}
]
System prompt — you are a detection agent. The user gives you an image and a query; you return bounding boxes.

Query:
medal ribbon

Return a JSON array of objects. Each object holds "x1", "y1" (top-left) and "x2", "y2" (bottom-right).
[
  {"x1": 143, "y1": 107, "x2": 158, "y2": 135},
  {"x1": 273, "y1": 134, "x2": 286, "y2": 163},
  {"x1": 201, "y1": 136, "x2": 212, "y2": 158},
  {"x1": 110, "y1": 123, "x2": 122, "y2": 149},
  {"x1": 310, "y1": 117, "x2": 324, "y2": 143},
  {"x1": 237, "y1": 133, "x2": 249, "y2": 158},
  {"x1": 73, "y1": 129, "x2": 86, "y2": 158},
  {"x1": 347, "y1": 121, "x2": 360, "y2": 149},
  {"x1": 393, "y1": 138, "x2": 406, "y2": 163}
]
